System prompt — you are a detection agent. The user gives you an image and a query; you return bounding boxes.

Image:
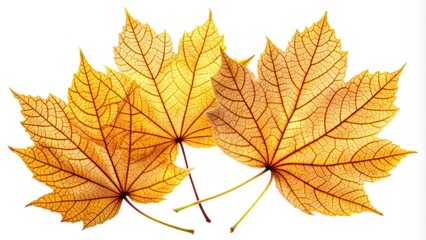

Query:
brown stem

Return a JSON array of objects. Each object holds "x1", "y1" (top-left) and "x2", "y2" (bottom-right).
[{"x1": 178, "y1": 142, "x2": 211, "y2": 222}]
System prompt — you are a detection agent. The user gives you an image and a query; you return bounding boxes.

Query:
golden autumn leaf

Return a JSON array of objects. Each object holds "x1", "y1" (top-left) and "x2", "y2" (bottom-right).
[
  {"x1": 9, "y1": 9, "x2": 228, "y2": 231},
  {"x1": 177, "y1": 13, "x2": 413, "y2": 232},
  {"x1": 9, "y1": 51, "x2": 193, "y2": 233},
  {"x1": 113, "y1": 10, "x2": 225, "y2": 221},
  {"x1": 114, "y1": 10, "x2": 222, "y2": 148}
]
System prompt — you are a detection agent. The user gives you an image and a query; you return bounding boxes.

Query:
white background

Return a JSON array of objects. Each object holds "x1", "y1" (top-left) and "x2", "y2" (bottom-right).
[{"x1": 0, "y1": 0, "x2": 425, "y2": 239}]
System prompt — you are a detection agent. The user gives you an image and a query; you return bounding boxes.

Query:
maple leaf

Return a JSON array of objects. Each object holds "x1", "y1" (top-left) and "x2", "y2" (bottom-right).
[
  {"x1": 114, "y1": 10, "x2": 222, "y2": 148},
  {"x1": 176, "y1": 13, "x2": 413, "y2": 232},
  {"x1": 9, "y1": 51, "x2": 193, "y2": 233},
  {"x1": 113, "y1": 10, "x2": 224, "y2": 221}
]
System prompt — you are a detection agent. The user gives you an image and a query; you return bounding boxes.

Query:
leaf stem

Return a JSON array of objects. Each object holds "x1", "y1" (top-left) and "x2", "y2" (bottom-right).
[
  {"x1": 230, "y1": 173, "x2": 273, "y2": 233},
  {"x1": 178, "y1": 142, "x2": 211, "y2": 222},
  {"x1": 124, "y1": 197, "x2": 194, "y2": 234},
  {"x1": 174, "y1": 168, "x2": 268, "y2": 213}
]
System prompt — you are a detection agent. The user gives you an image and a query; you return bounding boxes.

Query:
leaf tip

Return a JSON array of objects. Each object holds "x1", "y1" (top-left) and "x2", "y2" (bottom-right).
[
  {"x1": 25, "y1": 201, "x2": 34, "y2": 208},
  {"x1": 208, "y1": 8, "x2": 213, "y2": 20},
  {"x1": 390, "y1": 64, "x2": 407, "y2": 79},
  {"x1": 10, "y1": 87, "x2": 23, "y2": 99},
  {"x1": 79, "y1": 48, "x2": 88, "y2": 63},
  {"x1": 400, "y1": 63, "x2": 407, "y2": 72},
  {"x1": 408, "y1": 150, "x2": 417, "y2": 155},
  {"x1": 124, "y1": 8, "x2": 132, "y2": 18},
  {"x1": 375, "y1": 210, "x2": 384, "y2": 216},
  {"x1": 265, "y1": 36, "x2": 277, "y2": 49},
  {"x1": 9, "y1": 87, "x2": 17, "y2": 96},
  {"x1": 316, "y1": 11, "x2": 329, "y2": 27},
  {"x1": 265, "y1": 36, "x2": 271, "y2": 42},
  {"x1": 8, "y1": 146, "x2": 16, "y2": 152},
  {"x1": 241, "y1": 54, "x2": 255, "y2": 67},
  {"x1": 218, "y1": 49, "x2": 236, "y2": 71},
  {"x1": 204, "y1": 109, "x2": 217, "y2": 122},
  {"x1": 124, "y1": 8, "x2": 135, "y2": 23},
  {"x1": 104, "y1": 65, "x2": 113, "y2": 73},
  {"x1": 219, "y1": 48, "x2": 227, "y2": 58}
]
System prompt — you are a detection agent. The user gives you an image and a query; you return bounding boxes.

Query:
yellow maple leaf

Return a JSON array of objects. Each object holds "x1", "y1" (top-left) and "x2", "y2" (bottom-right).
[
  {"x1": 113, "y1": 10, "x2": 224, "y2": 221},
  {"x1": 176, "y1": 13, "x2": 413, "y2": 232},
  {"x1": 10, "y1": 9, "x2": 227, "y2": 231},
  {"x1": 114, "y1": 10, "x2": 222, "y2": 147},
  {"x1": 9, "y1": 51, "x2": 194, "y2": 233}
]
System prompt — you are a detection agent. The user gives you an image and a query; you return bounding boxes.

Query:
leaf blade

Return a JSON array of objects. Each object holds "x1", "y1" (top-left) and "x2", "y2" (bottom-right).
[{"x1": 207, "y1": 13, "x2": 413, "y2": 219}]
